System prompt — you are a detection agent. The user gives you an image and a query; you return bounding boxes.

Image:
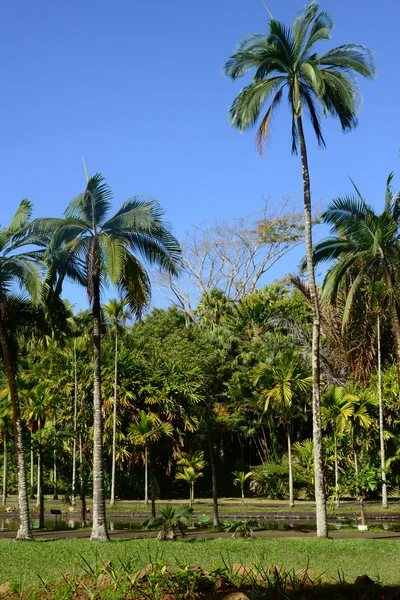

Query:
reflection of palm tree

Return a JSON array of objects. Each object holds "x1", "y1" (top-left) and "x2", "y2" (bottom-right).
[
  {"x1": 224, "y1": 2, "x2": 376, "y2": 538},
  {"x1": 129, "y1": 411, "x2": 173, "y2": 504},
  {"x1": 253, "y1": 351, "x2": 311, "y2": 507},
  {"x1": 104, "y1": 298, "x2": 133, "y2": 506},
  {"x1": 39, "y1": 173, "x2": 181, "y2": 541}
]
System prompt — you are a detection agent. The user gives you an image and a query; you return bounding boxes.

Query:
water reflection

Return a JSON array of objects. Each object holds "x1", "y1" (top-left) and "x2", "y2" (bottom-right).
[{"x1": 1, "y1": 517, "x2": 400, "y2": 533}]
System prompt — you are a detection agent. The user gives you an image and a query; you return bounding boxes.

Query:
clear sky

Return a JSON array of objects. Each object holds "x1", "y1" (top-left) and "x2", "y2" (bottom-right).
[{"x1": 2, "y1": 0, "x2": 400, "y2": 310}]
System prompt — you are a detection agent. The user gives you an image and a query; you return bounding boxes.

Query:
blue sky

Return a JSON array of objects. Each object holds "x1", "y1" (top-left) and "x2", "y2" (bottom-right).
[{"x1": 2, "y1": 0, "x2": 400, "y2": 310}]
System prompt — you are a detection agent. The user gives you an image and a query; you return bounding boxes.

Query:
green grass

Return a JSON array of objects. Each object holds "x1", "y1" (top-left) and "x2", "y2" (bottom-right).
[{"x1": 1, "y1": 537, "x2": 400, "y2": 588}]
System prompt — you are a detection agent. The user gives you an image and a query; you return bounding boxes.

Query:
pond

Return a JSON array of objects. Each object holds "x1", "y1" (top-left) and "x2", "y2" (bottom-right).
[{"x1": 1, "y1": 517, "x2": 400, "y2": 532}]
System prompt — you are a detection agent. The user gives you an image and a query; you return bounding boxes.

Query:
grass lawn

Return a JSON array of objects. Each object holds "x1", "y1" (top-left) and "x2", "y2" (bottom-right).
[{"x1": 1, "y1": 537, "x2": 400, "y2": 588}]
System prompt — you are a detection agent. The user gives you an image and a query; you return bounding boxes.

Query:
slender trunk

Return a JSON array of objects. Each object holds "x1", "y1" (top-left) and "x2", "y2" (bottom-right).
[
  {"x1": 36, "y1": 455, "x2": 40, "y2": 507},
  {"x1": 2, "y1": 438, "x2": 7, "y2": 505},
  {"x1": 334, "y1": 435, "x2": 340, "y2": 508},
  {"x1": 110, "y1": 333, "x2": 118, "y2": 507},
  {"x1": 30, "y1": 444, "x2": 35, "y2": 500},
  {"x1": 38, "y1": 449, "x2": 44, "y2": 529},
  {"x1": 297, "y1": 115, "x2": 327, "y2": 538},
  {"x1": 0, "y1": 315, "x2": 32, "y2": 540},
  {"x1": 53, "y1": 449, "x2": 58, "y2": 500},
  {"x1": 72, "y1": 339, "x2": 78, "y2": 506},
  {"x1": 383, "y1": 264, "x2": 400, "y2": 386},
  {"x1": 151, "y1": 497, "x2": 156, "y2": 518},
  {"x1": 190, "y1": 482, "x2": 194, "y2": 507},
  {"x1": 377, "y1": 315, "x2": 388, "y2": 508},
  {"x1": 79, "y1": 434, "x2": 86, "y2": 528},
  {"x1": 90, "y1": 276, "x2": 109, "y2": 542},
  {"x1": 144, "y1": 445, "x2": 148, "y2": 505},
  {"x1": 287, "y1": 429, "x2": 294, "y2": 508},
  {"x1": 354, "y1": 448, "x2": 359, "y2": 475},
  {"x1": 241, "y1": 486, "x2": 245, "y2": 505},
  {"x1": 209, "y1": 441, "x2": 219, "y2": 526}
]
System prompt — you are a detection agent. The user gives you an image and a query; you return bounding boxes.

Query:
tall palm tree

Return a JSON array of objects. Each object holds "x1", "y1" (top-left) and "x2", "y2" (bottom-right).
[
  {"x1": 38, "y1": 174, "x2": 181, "y2": 541},
  {"x1": 224, "y1": 2, "x2": 376, "y2": 537},
  {"x1": 129, "y1": 410, "x2": 173, "y2": 504},
  {"x1": 104, "y1": 298, "x2": 133, "y2": 506},
  {"x1": 0, "y1": 400, "x2": 12, "y2": 506},
  {"x1": 0, "y1": 200, "x2": 46, "y2": 540},
  {"x1": 321, "y1": 385, "x2": 356, "y2": 507},
  {"x1": 311, "y1": 175, "x2": 400, "y2": 380},
  {"x1": 253, "y1": 351, "x2": 312, "y2": 507}
]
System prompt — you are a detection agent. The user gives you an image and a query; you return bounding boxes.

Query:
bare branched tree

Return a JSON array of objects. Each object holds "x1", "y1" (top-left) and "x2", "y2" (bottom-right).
[{"x1": 153, "y1": 198, "x2": 304, "y2": 318}]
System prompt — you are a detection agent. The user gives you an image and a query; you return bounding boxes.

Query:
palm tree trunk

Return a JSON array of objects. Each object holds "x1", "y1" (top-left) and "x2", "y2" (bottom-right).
[
  {"x1": 334, "y1": 436, "x2": 340, "y2": 509},
  {"x1": 110, "y1": 332, "x2": 118, "y2": 507},
  {"x1": 241, "y1": 485, "x2": 245, "y2": 505},
  {"x1": 38, "y1": 448, "x2": 44, "y2": 529},
  {"x1": 287, "y1": 429, "x2": 294, "y2": 508},
  {"x1": 209, "y1": 441, "x2": 219, "y2": 527},
  {"x1": 190, "y1": 482, "x2": 194, "y2": 507},
  {"x1": 297, "y1": 115, "x2": 328, "y2": 538},
  {"x1": 144, "y1": 445, "x2": 148, "y2": 505},
  {"x1": 53, "y1": 449, "x2": 58, "y2": 500},
  {"x1": 354, "y1": 448, "x2": 359, "y2": 475},
  {"x1": 79, "y1": 433, "x2": 87, "y2": 528},
  {"x1": 30, "y1": 444, "x2": 35, "y2": 500},
  {"x1": 377, "y1": 315, "x2": 387, "y2": 508},
  {"x1": 2, "y1": 438, "x2": 7, "y2": 505},
  {"x1": 0, "y1": 315, "x2": 32, "y2": 540},
  {"x1": 36, "y1": 454, "x2": 40, "y2": 507},
  {"x1": 72, "y1": 339, "x2": 77, "y2": 506},
  {"x1": 90, "y1": 276, "x2": 109, "y2": 542}
]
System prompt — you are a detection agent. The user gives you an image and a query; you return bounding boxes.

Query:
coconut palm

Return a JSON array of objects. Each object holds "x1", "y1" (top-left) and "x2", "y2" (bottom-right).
[
  {"x1": 311, "y1": 175, "x2": 400, "y2": 380},
  {"x1": 224, "y1": 2, "x2": 376, "y2": 537},
  {"x1": 129, "y1": 410, "x2": 173, "y2": 504},
  {"x1": 37, "y1": 173, "x2": 181, "y2": 541},
  {"x1": 253, "y1": 351, "x2": 312, "y2": 507},
  {"x1": 232, "y1": 470, "x2": 253, "y2": 504},
  {"x1": 104, "y1": 298, "x2": 133, "y2": 506},
  {"x1": 175, "y1": 467, "x2": 203, "y2": 507},
  {"x1": 0, "y1": 200, "x2": 47, "y2": 540},
  {"x1": 321, "y1": 385, "x2": 356, "y2": 507}
]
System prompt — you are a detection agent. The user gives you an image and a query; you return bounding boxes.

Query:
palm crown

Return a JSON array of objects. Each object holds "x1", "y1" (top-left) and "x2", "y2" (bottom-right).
[
  {"x1": 224, "y1": 2, "x2": 376, "y2": 154},
  {"x1": 42, "y1": 173, "x2": 181, "y2": 315}
]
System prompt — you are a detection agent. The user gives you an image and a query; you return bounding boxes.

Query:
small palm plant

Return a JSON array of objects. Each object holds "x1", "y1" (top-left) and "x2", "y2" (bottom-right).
[
  {"x1": 232, "y1": 471, "x2": 253, "y2": 504},
  {"x1": 175, "y1": 467, "x2": 203, "y2": 507},
  {"x1": 142, "y1": 504, "x2": 193, "y2": 540}
]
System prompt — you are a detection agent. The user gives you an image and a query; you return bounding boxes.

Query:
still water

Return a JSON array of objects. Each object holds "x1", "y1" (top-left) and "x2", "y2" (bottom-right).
[{"x1": 1, "y1": 517, "x2": 400, "y2": 532}]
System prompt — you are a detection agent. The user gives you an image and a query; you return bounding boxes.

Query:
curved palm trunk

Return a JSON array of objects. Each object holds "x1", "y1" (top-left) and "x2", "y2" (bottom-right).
[
  {"x1": 110, "y1": 333, "x2": 118, "y2": 506},
  {"x1": 0, "y1": 315, "x2": 32, "y2": 540},
  {"x1": 209, "y1": 441, "x2": 219, "y2": 527},
  {"x1": 377, "y1": 315, "x2": 387, "y2": 508},
  {"x1": 334, "y1": 435, "x2": 340, "y2": 508},
  {"x1": 297, "y1": 116, "x2": 328, "y2": 538},
  {"x1": 2, "y1": 438, "x2": 7, "y2": 505},
  {"x1": 72, "y1": 339, "x2": 77, "y2": 506},
  {"x1": 90, "y1": 277, "x2": 109, "y2": 542},
  {"x1": 287, "y1": 429, "x2": 294, "y2": 508}
]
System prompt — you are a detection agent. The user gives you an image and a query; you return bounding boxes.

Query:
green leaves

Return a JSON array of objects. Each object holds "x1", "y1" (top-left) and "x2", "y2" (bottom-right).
[{"x1": 224, "y1": 2, "x2": 376, "y2": 155}]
